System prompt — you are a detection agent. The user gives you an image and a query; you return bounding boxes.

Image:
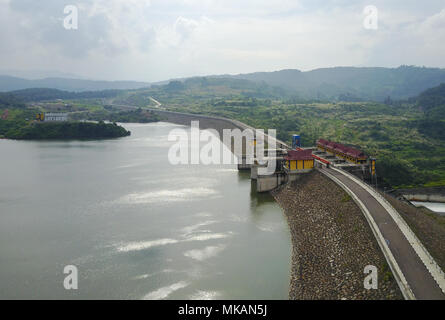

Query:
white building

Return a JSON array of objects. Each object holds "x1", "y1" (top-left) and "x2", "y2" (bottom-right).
[{"x1": 44, "y1": 113, "x2": 68, "y2": 122}]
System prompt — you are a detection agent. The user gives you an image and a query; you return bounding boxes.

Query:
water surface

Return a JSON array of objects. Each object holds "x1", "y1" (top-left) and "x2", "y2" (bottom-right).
[
  {"x1": 411, "y1": 201, "x2": 445, "y2": 215},
  {"x1": 0, "y1": 122, "x2": 291, "y2": 299}
]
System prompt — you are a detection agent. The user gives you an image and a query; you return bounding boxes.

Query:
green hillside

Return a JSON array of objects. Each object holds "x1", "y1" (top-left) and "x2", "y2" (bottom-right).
[
  {"x1": 3, "y1": 78, "x2": 445, "y2": 188},
  {"x1": 227, "y1": 66, "x2": 445, "y2": 101},
  {"x1": 139, "y1": 80, "x2": 445, "y2": 189}
]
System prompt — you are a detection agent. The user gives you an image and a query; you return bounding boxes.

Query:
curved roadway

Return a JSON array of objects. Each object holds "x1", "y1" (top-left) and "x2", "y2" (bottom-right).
[{"x1": 320, "y1": 166, "x2": 445, "y2": 300}]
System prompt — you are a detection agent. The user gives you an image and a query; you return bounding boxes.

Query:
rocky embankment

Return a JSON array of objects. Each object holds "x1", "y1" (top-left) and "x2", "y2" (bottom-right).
[{"x1": 271, "y1": 171, "x2": 402, "y2": 300}]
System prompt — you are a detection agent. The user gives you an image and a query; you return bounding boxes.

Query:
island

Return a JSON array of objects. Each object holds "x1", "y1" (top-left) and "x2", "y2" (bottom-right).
[{"x1": 1, "y1": 121, "x2": 131, "y2": 140}]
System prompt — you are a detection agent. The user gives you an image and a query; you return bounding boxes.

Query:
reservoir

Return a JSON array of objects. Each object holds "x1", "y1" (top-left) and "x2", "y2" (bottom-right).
[{"x1": 0, "y1": 122, "x2": 291, "y2": 299}]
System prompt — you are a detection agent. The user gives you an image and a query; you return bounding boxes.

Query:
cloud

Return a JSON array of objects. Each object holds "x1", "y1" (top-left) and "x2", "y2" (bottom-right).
[
  {"x1": 5, "y1": 0, "x2": 155, "y2": 58},
  {"x1": 0, "y1": 0, "x2": 444, "y2": 81},
  {"x1": 363, "y1": 7, "x2": 445, "y2": 67},
  {"x1": 175, "y1": 16, "x2": 199, "y2": 38}
]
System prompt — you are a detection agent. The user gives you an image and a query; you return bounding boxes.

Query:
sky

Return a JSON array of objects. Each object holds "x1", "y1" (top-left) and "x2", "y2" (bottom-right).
[{"x1": 1, "y1": 0, "x2": 445, "y2": 82}]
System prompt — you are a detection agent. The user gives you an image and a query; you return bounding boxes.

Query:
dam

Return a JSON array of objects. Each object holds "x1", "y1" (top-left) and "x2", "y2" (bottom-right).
[{"x1": 153, "y1": 108, "x2": 445, "y2": 300}]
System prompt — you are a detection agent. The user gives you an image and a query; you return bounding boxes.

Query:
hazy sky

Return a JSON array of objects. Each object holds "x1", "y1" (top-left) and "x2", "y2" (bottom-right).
[{"x1": 1, "y1": 0, "x2": 445, "y2": 82}]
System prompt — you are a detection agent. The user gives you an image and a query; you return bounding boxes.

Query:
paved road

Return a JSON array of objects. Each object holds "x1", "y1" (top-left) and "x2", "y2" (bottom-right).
[{"x1": 320, "y1": 166, "x2": 444, "y2": 299}]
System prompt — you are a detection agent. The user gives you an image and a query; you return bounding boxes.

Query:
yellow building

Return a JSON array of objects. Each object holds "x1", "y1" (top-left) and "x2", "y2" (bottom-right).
[{"x1": 284, "y1": 149, "x2": 314, "y2": 172}]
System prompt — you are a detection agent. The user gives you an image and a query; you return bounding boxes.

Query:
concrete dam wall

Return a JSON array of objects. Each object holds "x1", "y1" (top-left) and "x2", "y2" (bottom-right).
[{"x1": 152, "y1": 109, "x2": 244, "y2": 134}]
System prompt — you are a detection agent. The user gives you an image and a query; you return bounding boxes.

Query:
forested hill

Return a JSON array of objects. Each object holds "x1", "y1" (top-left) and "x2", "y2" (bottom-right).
[
  {"x1": 0, "y1": 92, "x2": 26, "y2": 109},
  {"x1": 3, "y1": 65, "x2": 445, "y2": 102},
  {"x1": 0, "y1": 75, "x2": 150, "y2": 92},
  {"x1": 221, "y1": 66, "x2": 445, "y2": 102},
  {"x1": 8, "y1": 88, "x2": 122, "y2": 102},
  {"x1": 416, "y1": 83, "x2": 445, "y2": 115},
  {"x1": 412, "y1": 83, "x2": 445, "y2": 143},
  {"x1": 4, "y1": 122, "x2": 131, "y2": 140}
]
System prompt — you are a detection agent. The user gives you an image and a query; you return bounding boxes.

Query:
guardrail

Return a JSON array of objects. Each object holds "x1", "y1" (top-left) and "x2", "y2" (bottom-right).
[{"x1": 332, "y1": 167, "x2": 445, "y2": 296}]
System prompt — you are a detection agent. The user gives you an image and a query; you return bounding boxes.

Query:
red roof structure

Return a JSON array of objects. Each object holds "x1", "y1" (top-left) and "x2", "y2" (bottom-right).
[
  {"x1": 317, "y1": 139, "x2": 367, "y2": 159},
  {"x1": 285, "y1": 149, "x2": 313, "y2": 161}
]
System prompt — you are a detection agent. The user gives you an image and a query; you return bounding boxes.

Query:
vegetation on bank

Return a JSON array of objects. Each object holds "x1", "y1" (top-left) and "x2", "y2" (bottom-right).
[
  {"x1": 0, "y1": 92, "x2": 27, "y2": 108},
  {"x1": 2, "y1": 121, "x2": 130, "y2": 140},
  {"x1": 0, "y1": 98, "x2": 131, "y2": 140},
  {"x1": 113, "y1": 79, "x2": 445, "y2": 189},
  {"x1": 0, "y1": 91, "x2": 161, "y2": 140},
  {"x1": 2, "y1": 76, "x2": 445, "y2": 189}
]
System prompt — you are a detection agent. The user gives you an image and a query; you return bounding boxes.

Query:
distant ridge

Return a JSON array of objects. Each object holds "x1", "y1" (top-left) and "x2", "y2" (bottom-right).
[
  {"x1": 0, "y1": 75, "x2": 150, "y2": 92},
  {"x1": 4, "y1": 66, "x2": 445, "y2": 102},
  {"x1": 215, "y1": 66, "x2": 445, "y2": 101}
]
